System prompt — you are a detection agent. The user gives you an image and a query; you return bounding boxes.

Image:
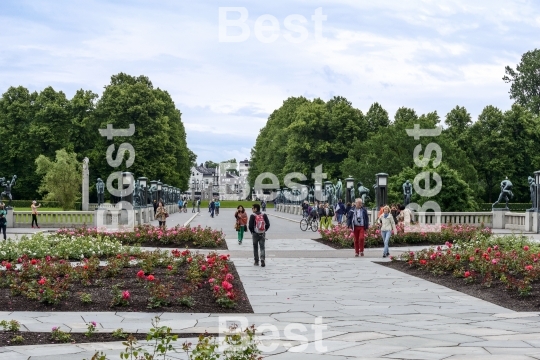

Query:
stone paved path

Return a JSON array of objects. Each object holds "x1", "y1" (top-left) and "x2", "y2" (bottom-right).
[{"x1": 2, "y1": 209, "x2": 540, "y2": 359}]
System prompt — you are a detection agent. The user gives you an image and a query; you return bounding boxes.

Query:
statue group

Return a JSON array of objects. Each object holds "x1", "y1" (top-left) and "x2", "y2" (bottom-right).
[{"x1": 0, "y1": 175, "x2": 17, "y2": 207}]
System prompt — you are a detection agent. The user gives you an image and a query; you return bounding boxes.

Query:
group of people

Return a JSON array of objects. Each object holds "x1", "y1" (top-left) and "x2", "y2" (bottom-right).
[
  {"x1": 208, "y1": 199, "x2": 221, "y2": 218},
  {"x1": 234, "y1": 203, "x2": 270, "y2": 267},
  {"x1": 301, "y1": 198, "x2": 414, "y2": 258}
]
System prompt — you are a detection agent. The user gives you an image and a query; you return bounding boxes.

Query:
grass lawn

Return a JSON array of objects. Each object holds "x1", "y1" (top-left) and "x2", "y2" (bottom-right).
[{"x1": 11, "y1": 207, "x2": 65, "y2": 211}]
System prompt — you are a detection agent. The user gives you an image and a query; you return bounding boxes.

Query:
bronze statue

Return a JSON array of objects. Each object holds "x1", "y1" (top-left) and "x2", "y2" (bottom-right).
[
  {"x1": 0, "y1": 175, "x2": 17, "y2": 207},
  {"x1": 403, "y1": 180, "x2": 413, "y2": 206},
  {"x1": 529, "y1": 176, "x2": 537, "y2": 209},
  {"x1": 96, "y1": 178, "x2": 105, "y2": 206},
  {"x1": 335, "y1": 179, "x2": 343, "y2": 201},
  {"x1": 357, "y1": 182, "x2": 370, "y2": 204},
  {"x1": 492, "y1": 177, "x2": 513, "y2": 209}
]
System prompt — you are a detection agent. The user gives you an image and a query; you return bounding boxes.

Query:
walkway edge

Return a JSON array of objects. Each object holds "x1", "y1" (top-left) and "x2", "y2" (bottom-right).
[
  {"x1": 267, "y1": 212, "x2": 300, "y2": 223},
  {"x1": 184, "y1": 212, "x2": 199, "y2": 227}
]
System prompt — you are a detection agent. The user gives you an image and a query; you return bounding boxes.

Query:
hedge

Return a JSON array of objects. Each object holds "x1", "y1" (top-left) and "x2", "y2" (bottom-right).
[{"x1": 480, "y1": 203, "x2": 532, "y2": 212}]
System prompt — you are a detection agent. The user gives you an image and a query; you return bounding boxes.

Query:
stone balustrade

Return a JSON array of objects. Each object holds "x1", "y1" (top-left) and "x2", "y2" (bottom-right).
[{"x1": 7, "y1": 204, "x2": 179, "y2": 228}]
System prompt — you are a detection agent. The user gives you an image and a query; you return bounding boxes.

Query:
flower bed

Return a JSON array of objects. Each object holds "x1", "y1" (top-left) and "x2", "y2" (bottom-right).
[
  {"x1": 57, "y1": 225, "x2": 226, "y2": 249},
  {"x1": 380, "y1": 234, "x2": 540, "y2": 311},
  {"x1": 0, "y1": 250, "x2": 252, "y2": 313},
  {"x1": 0, "y1": 233, "x2": 140, "y2": 262},
  {"x1": 317, "y1": 223, "x2": 491, "y2": 249}
]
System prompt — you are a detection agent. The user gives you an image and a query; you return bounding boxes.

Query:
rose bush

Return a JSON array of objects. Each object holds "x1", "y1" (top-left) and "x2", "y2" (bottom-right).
[
  {"x1": 58, "y1": 225, "x2": 225, "y2": 248},
  {"x1": 397, "y1": 233, "x2": 539, "y2": 296},
  {"x1": 0, "y1": 233, "x2": 140, "y2": 261},
  {"x1": 319, "y1": 223, "x2": 491, "y2": 248}
]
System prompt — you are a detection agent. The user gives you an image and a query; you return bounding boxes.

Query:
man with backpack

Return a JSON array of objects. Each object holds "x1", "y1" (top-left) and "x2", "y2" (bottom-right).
[{"x1": 249, "y1": 203, "x2": 270, "y2": 267}]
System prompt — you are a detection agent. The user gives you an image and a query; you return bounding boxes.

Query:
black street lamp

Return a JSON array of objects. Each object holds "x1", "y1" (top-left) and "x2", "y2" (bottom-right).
[
  {"x1": 157, "y1": 181, "x2": 162, "y2": 203},
  {"x1": 138, "y1": 177, "x2": 148, "y2": 206}
]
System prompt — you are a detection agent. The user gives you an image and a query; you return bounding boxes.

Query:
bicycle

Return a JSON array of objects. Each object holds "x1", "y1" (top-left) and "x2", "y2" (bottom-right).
[{"x1": 300, "y1": 216, "x2": 319, "y2": 232}]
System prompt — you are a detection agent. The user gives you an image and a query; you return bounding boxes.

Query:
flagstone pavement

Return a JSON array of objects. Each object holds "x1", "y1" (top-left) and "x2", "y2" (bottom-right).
[{"x1": 1, "y1": 209, "x2": 540, "y2": 359}]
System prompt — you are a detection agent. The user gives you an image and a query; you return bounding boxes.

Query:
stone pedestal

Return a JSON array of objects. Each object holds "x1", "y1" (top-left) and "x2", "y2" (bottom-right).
[
  {"x1": 492, "y1": 208, "x2": 506, "y2": 229},
  {"x1": 6, "y1": 210, "x2": 13, "y2": 228},
  {"x1": 526, "y1": 209, "x2": 535, "y2": 232}
]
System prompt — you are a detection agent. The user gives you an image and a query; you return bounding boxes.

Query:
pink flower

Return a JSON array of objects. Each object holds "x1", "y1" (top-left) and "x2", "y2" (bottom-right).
[
  {"x1": 122, "y1": 291, "x2": 130, "y2": 300},
  {"x1": 464, "y1": 271, "x2": 471, "y2": 278},
  {"x1": 213, "y1": 285, "x2": 220, "y2": 292},
  {"x1": 524, "y1": 246, "x2": 530, "y2": 251},
  {"x1": 201, "y1": 265, "x2": 207, "y2": 271},
  {"x1": 137, "y1": 270, "x2": 145, "y2": 279},
  {"x1": 227, "y1": 291, "x2": 234, "y2": 299},
  {"x1": 491, "y1": 259, "x2": 499, "y2": 265},
  {"x1": 38, "y1": 277, "x2": 46, "y2": 285},
  {"x1": 469, "y1": 256, "x2": 475, "y2": 262},
  {"x1": 91, "y1": 321, "x2": 97, "y2": 327},
  {"x1": 146, "y1": 275, "x2": 155, "y2": 281},
  {"x1": 222, "y1": 281, "x2": 233, "y2": 291},
  {"x1": 525, "y1": 265, "x2": 534, "y2": 271},
  {"x1": 208, "y1": 278, "x2": 215, "y2": 283},
  {"x1": 225, "y1": 273, "x2": 234, "y2": 281},
  {"x1": 5, "y1": 262, "x2": 11, "y2": 270}
]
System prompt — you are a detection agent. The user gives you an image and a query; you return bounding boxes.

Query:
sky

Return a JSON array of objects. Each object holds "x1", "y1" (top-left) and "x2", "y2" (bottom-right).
[{"x1": 1, "y1": 0, "x2": 539, "y2": 164}]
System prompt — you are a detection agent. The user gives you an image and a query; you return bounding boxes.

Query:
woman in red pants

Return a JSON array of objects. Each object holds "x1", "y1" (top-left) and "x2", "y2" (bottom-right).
[{"x1": 348, "y1": 198, "x2": 370, "y2": 257}]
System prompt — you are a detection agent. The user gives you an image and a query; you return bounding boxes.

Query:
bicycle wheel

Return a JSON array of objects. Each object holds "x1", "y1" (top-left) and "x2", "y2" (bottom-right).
[
  {"x1": 310, "y1": 220, "x2": 319, "y2": 232},
  {"x1": 300, "y1": 219, "x2": 308, "y2": 231}
]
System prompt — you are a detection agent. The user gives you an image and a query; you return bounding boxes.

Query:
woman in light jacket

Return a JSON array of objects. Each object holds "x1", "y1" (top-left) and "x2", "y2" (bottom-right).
[
  {"x1": 155, "y1": 201, "x2": 168, "y2": 229},
  {"x1": 377, "y1": 205, "x2": 397, "y2": 258}
]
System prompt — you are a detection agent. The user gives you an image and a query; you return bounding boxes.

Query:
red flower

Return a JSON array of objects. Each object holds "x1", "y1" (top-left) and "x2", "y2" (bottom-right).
[
  {"x1": 227, "y1": 291, "x2": 234, "y2": 299},
  {"x1": 38, "y1": 277, "x2": 46, "y2": 285},
  {"x1": 187, "y1": 257, "x2": 192, "y2": 263},
  {"x1": 213, "y1": 285, "x2": 220, "y2": 292},
  {"x1": 524, "y1": 246, "x2": 530, "y2": 251},
  {"x1": 475, "y1": 248, "x2": 480, "y2": 254},
  {"x1": 116, "y1": 254, "x2": 122, "y2": 259},
  {"x1": 137, "y1": 270, "x2": 145, "y2": 279},
  {"x1": 201, "y1": 265, "x2": 207, "y2": 271},
  {"x1": 409, "y1": 252, "x2": 415, "y2": 258},
  {"x1": 525, "y1": 265, "x2": 534, "y2": 271},
  {"x1": 464, "y1": 271, "x2": 471, "y2": 278},
  {"x1": 167, "y1": 265, "x2": 173, "y2": 270},
  {"x1": 493, "y1": 245, "x2": 499, "y2": 250},
  {"x1": 31, "y1": 259, "x2": 37, "y2": 265},
  {"x1": 225, "y1": 273, "x2": 234, "y2": 281},
  {"x1": 419, "y1": 260, "x2": 427, "y2": 265},
  {"x1": 487, "y1": 247, "x2": 492, "y2": 253},
  {"x1": 122, "y1": 291, "x2": 130, "y2": 300},
  {"x1": 147, "y1": 275, "x2": 155, "y2": 281},
  {"x1": 222, "y1": 281, "x2": 233, "y2": 291},
  {"x1": 5, "y1": 263, "x2": 11, "y2": 270},
  {"x1": 455, "y1": 254, "x2": 461, "y2": 260}
]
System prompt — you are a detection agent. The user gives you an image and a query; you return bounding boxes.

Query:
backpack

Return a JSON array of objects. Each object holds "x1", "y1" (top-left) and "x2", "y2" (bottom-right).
[
  {"x1": 254, "y1": 213, "x2": 266, "y2": 233},
  {"x1": 328, "y1": 207, "x2": 335, "y2": 217}
]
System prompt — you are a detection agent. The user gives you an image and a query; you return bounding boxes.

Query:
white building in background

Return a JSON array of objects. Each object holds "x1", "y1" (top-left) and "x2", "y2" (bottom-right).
[
  {"x1": 186, "y1": 163, "x2": 218, "y2": 200},
  {"x1": 218, "y1": 159, "x2": 250, "y2": 200}
]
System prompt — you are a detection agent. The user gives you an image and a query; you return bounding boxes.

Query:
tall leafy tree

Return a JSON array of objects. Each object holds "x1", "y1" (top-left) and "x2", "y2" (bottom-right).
[
  {"x1": 503, "y1": 49, "x2": 540, "y2": 115},
  {"x1": 365, "y1": 102, "x2": 390, "y2": 135},
  {"x1": 35, "y1": 149, "x2": 81, "y2": 210}
]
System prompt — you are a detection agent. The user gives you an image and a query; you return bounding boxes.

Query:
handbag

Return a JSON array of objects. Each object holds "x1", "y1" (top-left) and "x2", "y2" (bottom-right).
[
  {"x1": 165, "y1": 213, "x2": 169, "y2": 218},
  {"x1": 234, "y1": 222, "x2": 240, "y2": 231}
]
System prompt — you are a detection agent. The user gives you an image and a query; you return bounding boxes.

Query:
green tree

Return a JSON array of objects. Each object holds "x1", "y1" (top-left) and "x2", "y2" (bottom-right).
[
  {"x1": 91, "y1": 73, "x2": 192, "y2": 192},
  {"x1": 204, "y1": 161, "x2": 219, "y2": 169},
  {"x1": 388, "y1": 162, "x2": 478, "y2": 212},
  {"x1": 35, "y1": 149, "x2": 81, "y2": 210},
  {"x1": 503, "y1": 49, "x2": 540, "y2": 115},
  {"x1": 365, "y1": 102, "x2": 390, "y2": 135}
]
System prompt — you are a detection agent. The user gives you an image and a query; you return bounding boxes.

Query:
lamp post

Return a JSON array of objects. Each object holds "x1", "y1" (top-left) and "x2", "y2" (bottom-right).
[
  {"x1": 157, "y1": 181, "x2": 162, "y2": 203},
  {"x1": 164, "y1": 184, "x2": 170, "y2": 204},
  {"x1": 345, "y1": 176, "x2": 355, "y2": 204},
  {"x1": 150, "y1": 180, "x2": 157, "y2": 203},
  {"x1": 375, "y1": 173, "x2": 388, "y2": 212},
  {"x1": 138, "y1": 177, "x2": 148, "y2": 206}
]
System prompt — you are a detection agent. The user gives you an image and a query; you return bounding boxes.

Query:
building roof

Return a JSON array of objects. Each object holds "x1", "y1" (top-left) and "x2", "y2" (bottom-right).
[
  {"x1": 239, "y1": 159, "x2": 249, "y2": 164},
  {"x1": 195, "y1": 165, "x2": 216, "y2": 175}
]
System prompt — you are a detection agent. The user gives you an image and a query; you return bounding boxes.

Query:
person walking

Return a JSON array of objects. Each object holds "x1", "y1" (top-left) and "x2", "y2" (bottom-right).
[
  {"x1": 317, "y1": 203, "x2": 327, "y2": 229},
  {"x1": 209, "y1": 199, "x2": 215, "y2": 218},
  {"x1": 192, "y1": 199, "x2": 196, "y2": 213},
  {"x1": 155, "y1": 201, "x2": 168, "y2": 229},
  {"x1": 248, "y1": 203, "x2": 270, "y2": 267},
  {"x1": 336, "y1": 199, "x2": 346, "y2": 224},
  {"x1": 31, "y1": 200, "x2": 41, "y2": 229},
  {"x1": 400, "y1": 205, "x2": 413, "y2": 226},
  {"x1": 177, "y1": 198, "x2": 184, "y2": 212},
  {"x1": 377, "y1": 205, "x2": 397, "y2": 258},
  {"x1": 0, "y1": 203, "x2": 7, "y2": 240},
  {"x1": 234, "y1": 205, "x2": 248, "y2": 244},
  {"x1": 261, "y1": 200, "x2": 266, "y2": 212},
  {"x1": 183, "y1": 199, "x2": 188, "y2": 212},
  {"x1": 215, "y1": 199, "x2": 220, "y2": 216},
  {"x1": 153, "y1": 199, "x2": 158, "y2": 216},
  {"x1": 347, "y1": 198, "x2": 369, "y2": 257}
]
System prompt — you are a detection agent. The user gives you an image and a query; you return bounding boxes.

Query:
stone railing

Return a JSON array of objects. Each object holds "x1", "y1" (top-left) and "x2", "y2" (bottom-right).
[
  {"x1": 412, "y1": 212, "x2": 493, "y2": 228},
  {"x1": 9, "y1": 204, "x2": 179, "y2": 228},
  {"x1": 503, "y1": 212, "x2": 526, "y2": 231}
]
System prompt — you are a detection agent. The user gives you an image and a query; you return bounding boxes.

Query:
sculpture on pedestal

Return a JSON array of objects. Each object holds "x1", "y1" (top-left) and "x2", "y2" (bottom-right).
[
  {"x1": 0, "y1": 175, "x2": 17, "y2": 208},
  {"x1": 357, "y1": 182, "x2": 370, "y2": 205},
  {"x1": 133, "y1": 180, "x2": 142, "y2": 207},
  {"x1": 335, "y1": 179, "x2": 343, "y2": 201},
  {"x1": 528, "y1": 176, "x2": 537, "y2": 209},
  {"x1": 96, "y1": 178, "x2": 105, "y2": 207},
  {"x1": 492, "y1": 177, "x2": 514, "y2": 209},
  {"x1": 403, "y1": 180, "x2": 413, "y2": 206}
]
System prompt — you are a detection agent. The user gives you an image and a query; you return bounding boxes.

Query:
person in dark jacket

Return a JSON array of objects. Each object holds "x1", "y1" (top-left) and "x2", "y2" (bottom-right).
[
  {"x1": 335, "y1": 199, "x2": 346, "y2": 224},
  {"x1": 347, "y1": 198, "x2": 370, "y2": 257},
  {"x1": 209, "y1": 200, "x2": 215, "y2": 218},
  {"x1": 153, "y1": 200, "x2": 158, "y2": 216},
  {"x1": 248, "y1": 203, "x2": 270, "y2": 267}
]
